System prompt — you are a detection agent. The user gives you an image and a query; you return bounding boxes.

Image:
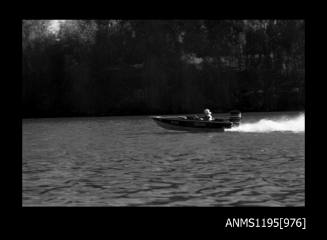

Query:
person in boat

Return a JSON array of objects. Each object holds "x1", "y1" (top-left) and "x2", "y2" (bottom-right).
[{"x1": 202, "y1": 108, "x2": 214, "y2": 121}]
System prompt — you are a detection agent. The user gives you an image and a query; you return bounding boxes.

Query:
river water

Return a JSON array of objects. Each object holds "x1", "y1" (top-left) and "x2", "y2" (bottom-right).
[{"x1": 22, "y1": 112, "x2": 305, "y2": 206}]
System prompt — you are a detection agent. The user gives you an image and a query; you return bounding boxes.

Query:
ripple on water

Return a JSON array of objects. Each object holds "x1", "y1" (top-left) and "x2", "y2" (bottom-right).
[{"x1": 23, "y1": 114, "x2": 305, "y2": 206}]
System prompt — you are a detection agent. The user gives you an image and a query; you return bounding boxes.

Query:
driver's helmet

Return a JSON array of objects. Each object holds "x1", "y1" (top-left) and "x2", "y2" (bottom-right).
[{"x1": 204, "y1": 109, "x2": 212, "y2": 115}]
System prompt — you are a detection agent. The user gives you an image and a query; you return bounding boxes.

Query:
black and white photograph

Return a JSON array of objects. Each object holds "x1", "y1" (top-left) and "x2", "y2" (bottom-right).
[{"x1": 22, "y1": 20, "x2": 305, "y2": 208}]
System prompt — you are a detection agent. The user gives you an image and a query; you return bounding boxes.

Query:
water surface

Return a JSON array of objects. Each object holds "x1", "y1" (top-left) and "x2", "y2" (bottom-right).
[{"x1": 22, "y1": 112, "x2": 305, "y2": 206}]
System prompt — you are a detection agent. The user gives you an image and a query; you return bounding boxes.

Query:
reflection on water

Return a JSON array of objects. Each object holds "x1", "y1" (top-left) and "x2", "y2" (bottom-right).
[{"x1": 22, "y1": 112, "x2": 304, "y2": 206}]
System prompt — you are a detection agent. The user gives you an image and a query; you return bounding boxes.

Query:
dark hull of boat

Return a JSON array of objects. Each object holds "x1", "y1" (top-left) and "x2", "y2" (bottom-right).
[{"x1": 151, "y1": 116, "x2": 234, "y2": 132}]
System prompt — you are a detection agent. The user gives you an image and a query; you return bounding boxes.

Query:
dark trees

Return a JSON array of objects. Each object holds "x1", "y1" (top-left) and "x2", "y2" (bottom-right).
[{"x1": 22, "y1": 19, "x2": 305, "y2": 117}]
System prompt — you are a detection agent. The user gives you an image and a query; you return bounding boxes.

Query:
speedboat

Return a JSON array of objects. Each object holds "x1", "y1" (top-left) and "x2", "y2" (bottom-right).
[{"x1": 151, "y1": 111, "x2": 242, "y2": 132}]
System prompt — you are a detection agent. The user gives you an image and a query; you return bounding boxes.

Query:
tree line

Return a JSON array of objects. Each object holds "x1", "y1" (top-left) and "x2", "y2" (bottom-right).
[{"x1": 22, "y1": 20, "x2": 304, "y2": 117}]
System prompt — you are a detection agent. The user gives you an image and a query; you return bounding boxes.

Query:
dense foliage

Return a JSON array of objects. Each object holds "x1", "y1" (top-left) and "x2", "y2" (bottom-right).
[{"x1": 22, "y1": 20, "x2": 304, "y2": 117}]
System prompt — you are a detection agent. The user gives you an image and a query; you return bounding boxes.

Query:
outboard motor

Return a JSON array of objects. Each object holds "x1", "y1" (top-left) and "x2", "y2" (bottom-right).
[{"x1": 229, "y1": 110, "x2": 242, "y2": 126}]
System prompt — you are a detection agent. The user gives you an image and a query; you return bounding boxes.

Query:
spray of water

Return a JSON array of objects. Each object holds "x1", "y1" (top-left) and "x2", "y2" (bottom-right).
[{"x1": 227, "y1": 113, "x2": 305, "y2": 133}]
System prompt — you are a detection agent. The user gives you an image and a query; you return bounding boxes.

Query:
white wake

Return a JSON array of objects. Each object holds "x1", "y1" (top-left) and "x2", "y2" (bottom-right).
[{"x1": 227, "y1": 113, "x2": 305, "y2": 133}]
